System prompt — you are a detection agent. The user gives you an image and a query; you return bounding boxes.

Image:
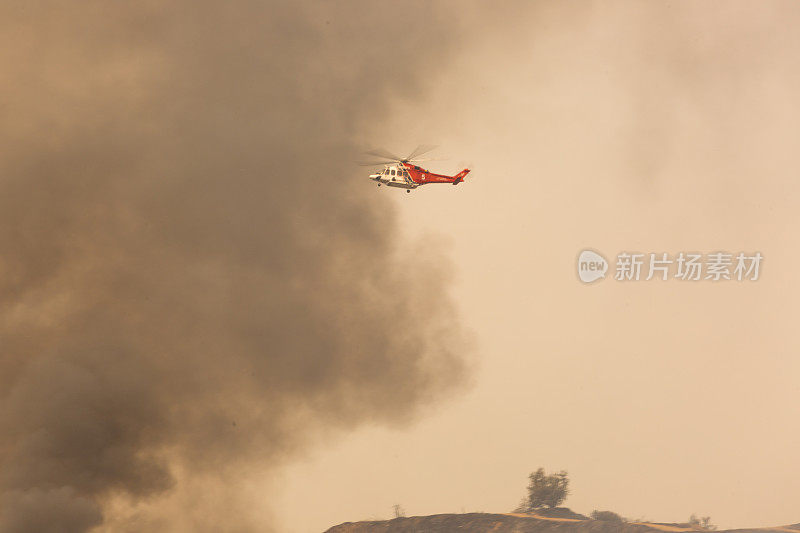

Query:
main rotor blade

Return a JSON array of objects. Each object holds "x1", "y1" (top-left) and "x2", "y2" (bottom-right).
[
  {"x1": 408, "y1": 156, "x2": 449, "y2": 163},
  {"x1": 357, "y1": 160, "x2": 395, "y2": 166},
  {"x1": 364, "y1": 148, "x2": 403, "y2": 161},
  {"x1": 405, "y1": 144, "x2": 438, "y2": 161}
]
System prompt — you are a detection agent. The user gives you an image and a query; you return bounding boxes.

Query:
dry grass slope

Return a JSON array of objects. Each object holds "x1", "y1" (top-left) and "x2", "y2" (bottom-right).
[{"x1": 324, "y1": 513, "x2": 800, "y2": 533}]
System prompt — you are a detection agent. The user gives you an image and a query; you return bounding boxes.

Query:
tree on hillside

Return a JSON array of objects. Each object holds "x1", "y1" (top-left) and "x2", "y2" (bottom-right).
[{"x1": 516, "y1": 468, "x2": 570, "y2": 511}]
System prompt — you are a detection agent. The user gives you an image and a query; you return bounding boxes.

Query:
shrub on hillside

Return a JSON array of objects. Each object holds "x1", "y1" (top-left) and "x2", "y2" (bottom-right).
[
  {"x1": 689, "y1": 514, "x2": 717, "y2": 530},
  {"x1": 591, "y1": 510, "x2": 626, "y2": 523}
]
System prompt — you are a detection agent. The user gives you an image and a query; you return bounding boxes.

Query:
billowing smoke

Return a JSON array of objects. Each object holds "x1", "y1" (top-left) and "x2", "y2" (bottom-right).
[{"x1": 0, "y1": 2, "x2": 471, "y2": 531}]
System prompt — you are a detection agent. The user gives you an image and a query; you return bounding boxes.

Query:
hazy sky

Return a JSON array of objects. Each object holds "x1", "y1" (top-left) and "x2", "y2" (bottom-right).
[
  {"x1": 2, "y1": 2, "x2": 798, "y2": 533},
  {"x1": 279, "y1": 3, "x2": 800, "y2": 531}
]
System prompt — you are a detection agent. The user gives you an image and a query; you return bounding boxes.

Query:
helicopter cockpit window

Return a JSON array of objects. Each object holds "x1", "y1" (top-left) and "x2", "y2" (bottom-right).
[{"x1": 391, "y1": 169, "x2": 396, "y2": 176}]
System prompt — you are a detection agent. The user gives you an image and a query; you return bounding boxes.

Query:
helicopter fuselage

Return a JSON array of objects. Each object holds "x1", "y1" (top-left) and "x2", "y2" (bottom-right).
[{"x1": 369, "y1": 162, "x2": 470, "y2": 191}]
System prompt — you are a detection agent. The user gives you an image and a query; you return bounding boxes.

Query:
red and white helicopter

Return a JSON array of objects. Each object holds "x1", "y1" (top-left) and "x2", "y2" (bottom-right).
[{"x1": 360, "y1": 145, "x2": 470, "y2": 193}]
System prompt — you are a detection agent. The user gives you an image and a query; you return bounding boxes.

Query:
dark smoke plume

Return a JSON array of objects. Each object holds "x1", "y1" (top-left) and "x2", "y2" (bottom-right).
[{"x1": 0, "y1": 2, "x2": 471, "y2": 531}]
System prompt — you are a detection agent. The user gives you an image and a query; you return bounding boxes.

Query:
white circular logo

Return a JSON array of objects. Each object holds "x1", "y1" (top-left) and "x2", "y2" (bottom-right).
[{"x1": 577, "y1": 250, "x2": 608, "y2": 283}]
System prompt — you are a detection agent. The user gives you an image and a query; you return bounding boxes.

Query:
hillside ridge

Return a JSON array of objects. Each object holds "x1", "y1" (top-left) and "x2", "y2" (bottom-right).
[{"x1": 324, "y1": 512, "x2": 800, "y2": 533}]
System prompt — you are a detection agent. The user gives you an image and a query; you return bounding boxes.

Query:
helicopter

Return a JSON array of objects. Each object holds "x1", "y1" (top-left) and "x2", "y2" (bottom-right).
[{"x1": 359, "y1": 145, "x2": 470, "y2": 193}]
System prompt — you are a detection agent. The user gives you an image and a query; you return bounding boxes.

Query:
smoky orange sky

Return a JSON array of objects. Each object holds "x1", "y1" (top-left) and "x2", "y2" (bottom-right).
[
  {"x1": 2, "y1": 2, "x2": 798, "y2": 533},
  {"x1": 278, "y1": 2, "x2": 800, "y2": 532}
]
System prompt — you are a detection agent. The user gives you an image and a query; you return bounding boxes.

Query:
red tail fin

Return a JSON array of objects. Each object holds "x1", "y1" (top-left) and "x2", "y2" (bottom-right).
[{"x1": 452, "y1": 168, "x2": 470, "y2": 185}]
